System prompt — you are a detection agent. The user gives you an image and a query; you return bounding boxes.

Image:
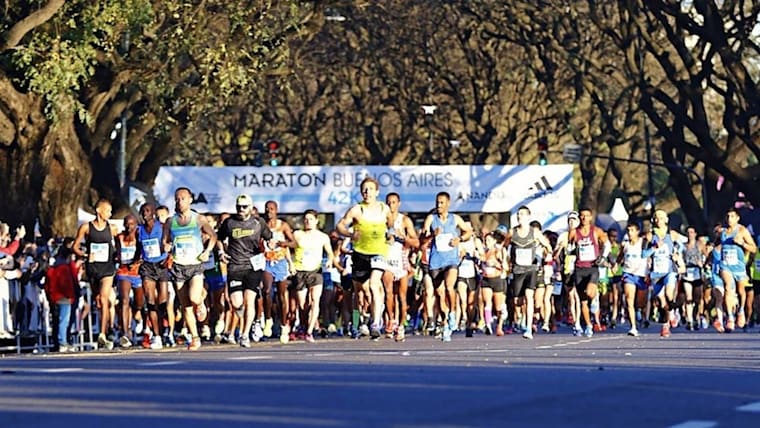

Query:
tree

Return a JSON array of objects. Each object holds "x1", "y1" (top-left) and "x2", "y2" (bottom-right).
[{"x1": 0, "y1": 0, "x2": 314, "y2": 236}]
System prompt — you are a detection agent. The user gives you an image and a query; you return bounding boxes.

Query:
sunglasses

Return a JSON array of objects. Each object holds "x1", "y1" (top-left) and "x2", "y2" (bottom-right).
[{"x1": 236, "y1": 205, "x2": 250, "y2": 210}]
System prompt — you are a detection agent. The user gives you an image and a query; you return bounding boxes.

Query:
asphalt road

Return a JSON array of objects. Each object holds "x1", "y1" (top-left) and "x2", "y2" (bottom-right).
[{"x1": 1, "y1": 328, "x2": 759, "y2": 428}]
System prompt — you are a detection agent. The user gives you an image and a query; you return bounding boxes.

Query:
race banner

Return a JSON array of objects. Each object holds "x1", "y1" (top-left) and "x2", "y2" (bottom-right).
[{"x1": 154, "y1": 165, "x2": 574, "y2": 231}]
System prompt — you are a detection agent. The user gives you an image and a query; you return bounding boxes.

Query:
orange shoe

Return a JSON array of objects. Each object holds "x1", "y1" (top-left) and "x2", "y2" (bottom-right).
[
  {"x1": 660, "y1": 324, "x2": 671, "y2": 338},
  {"x1": 712, "y1": 319, "x2": 725, "y2": 333},
  {"x1": 495, "y1": 326, "x2": 504, "y2": 337},
  {"x1": 726, "y1": 319, "x2": 735, "y2": 332},
  {"x1": 737, "y1": 312, "x2": 746, "y2": 329}
]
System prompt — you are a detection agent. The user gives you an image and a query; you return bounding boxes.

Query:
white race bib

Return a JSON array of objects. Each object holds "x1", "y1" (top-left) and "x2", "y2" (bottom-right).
[
  {"x1": 684, "y1": 267, "x2": 701, "y2": 281},
  {"x1": 514, "y1": 247, "x2": 533, "y2": 266},
  {"x1": 435, "y1": 233, "x2": 455, "y2": 252},
  {"x1": 578, "y1": 242, "x2": 596, "y2": 262},
  {"x1": 370, "y1": 255, "x2": 386, "y2": 270},
  {"x1": 250, "y1": 253, "x2": 266, "y2": 271},
  {"x1": 89, "y1": 243, "x2": 109, "y2": 263},
  {"x1": 142, "y1": 238, "x2": 161, "y2": 259},
  {"x1": 120, "y1": 246, "x2": 136, "y2": 264},
  {"x1": 722, "y1": 248, "x2": 739, "y2": 265},
  {"x1": 459, "y1": 258, "x2": 476, "y2": 278},
  {"x1": 653, "y1": 254, "x2": 670, "y2": 274},
  {"x1": 175, "y1": 236, "x2": 198, "y2": 261},
  {"x1": 552, "y1": 280, "x2": 563, "y2": 296}
]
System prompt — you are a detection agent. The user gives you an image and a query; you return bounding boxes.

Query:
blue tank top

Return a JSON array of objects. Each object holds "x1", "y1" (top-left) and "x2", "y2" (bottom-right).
[
  {"x1": 720, "y1": 228, "x2": 745, "y2": 271},
  {"x1": 138, "y1": 223, "x2": 167, "y2": 263},
  {"x1": 429, "y1": 214, "x2": 459, "y2": 270},
  {"x1": 650, "y1": 231, "x2": 675, "y2": 277}
]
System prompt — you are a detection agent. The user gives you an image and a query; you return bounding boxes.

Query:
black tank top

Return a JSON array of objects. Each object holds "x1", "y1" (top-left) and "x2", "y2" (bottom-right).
[{"x1": 87, "y1": 221, "x2": 114, "y2": 264}]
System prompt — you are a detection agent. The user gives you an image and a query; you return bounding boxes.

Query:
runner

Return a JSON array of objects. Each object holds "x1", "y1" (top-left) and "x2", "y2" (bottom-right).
[
  {"x1": 421, "y1": 192, "x2": 473, "y2": 342},
  {"x1": 554, "y1": 211, "x2": 581, "y2": 335},
  {"x1": 262, "y1": 200, "x2": 297, "y2": 343},
  {"x1": 479, "y1": 231, "x2": 508, "y2": 336},
  {"x1": 458, "y1": 221, "x2": 483, "y2": 337},
  {"x1": 681, "y1": 226, "x2": 706, "y2": 331},
  {"x1": 384, "y1": 192, "x2": 419, "y2": 342},
  {"x1": 718, "y1": 208, "x2": 756, "y2": 331},
  {"x1": 291, "y1": 209, "x2": 334, "y2": 342},
  {"x1": 136, "y1": 203, "x2": 170, "y2": 349},
  {"x1": 508, "y1": 207, "x2": 552, "y2": 339},
  {"x1": 336, "y1": 177, "x2": 392, "y2": 340},
  {"x1": 648, "y1": 209, "x2": 685, "y2": 338},
  {"x1": 216, "y1": 194, "x2": 271, "y2": 348},
  {"x1": 617, "y1": 222, "x2": 651, "y2": 337},
  {"x1": 162, "y1": 187, "x2": 217, "y2": 350},
  {"x1": 115, "y1": 214, "x2": 142, "y2": 348},
  {"x1": 567, "y1": 208, "x2": 609, "y2": 337},
  {"x1": 73, "y1": 198, "x2": 119, "y2": 350}
]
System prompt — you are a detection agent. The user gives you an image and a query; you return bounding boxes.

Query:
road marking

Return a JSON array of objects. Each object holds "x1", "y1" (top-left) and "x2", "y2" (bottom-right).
[
  {"x1": 137, "y1": 361, "x2": 183, "y2": 367},
  {"x1": 667, "y1": 421, "x2": 717, "y2": 428},
  {"x1": 40, "y1": 368, "x2": 84, "y2": 373},
  {"x1": 736, "y1": 401, "x2": 760, "y2": 412},
  {"x1": 534, "y1": 335, "x2": 620, "y2": 349},
  {"x1": 226, "y1": 355, "x2": 273, "y2": 360}
]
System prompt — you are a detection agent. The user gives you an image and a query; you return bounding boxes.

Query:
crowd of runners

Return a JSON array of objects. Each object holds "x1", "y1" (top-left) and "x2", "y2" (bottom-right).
[{"x1": 1, "y1": 177, "x2": 759, "y2": 353}]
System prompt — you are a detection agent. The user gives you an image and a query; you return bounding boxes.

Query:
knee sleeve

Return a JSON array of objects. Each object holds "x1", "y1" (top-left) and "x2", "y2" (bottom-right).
[{"x1": 146, "y1": 302, "x2": 157, "y2": 312}]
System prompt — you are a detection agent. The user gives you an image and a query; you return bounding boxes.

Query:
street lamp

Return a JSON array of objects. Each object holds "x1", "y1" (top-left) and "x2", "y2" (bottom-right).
[{"x1": 422, "y1": 105, "x2": 437, "y2": 153}]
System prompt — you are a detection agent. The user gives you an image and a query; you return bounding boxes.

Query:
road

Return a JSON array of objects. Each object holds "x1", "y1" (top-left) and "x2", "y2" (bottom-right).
[{"x1": 0, "y1": 329, "x2": 759, "y2": 428}]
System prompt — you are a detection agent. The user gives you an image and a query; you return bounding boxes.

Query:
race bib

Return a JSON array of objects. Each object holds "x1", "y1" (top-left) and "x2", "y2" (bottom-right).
[
  {"x1": 459, "y1": 258, "x2": 476, "y2": 278},
  {"x1": 142, "y1": 238, "x2": 161, "y2": 259},
  {"x1": 387, "y1": 243, "x2": 403, "y2": 268},
  {"x1": 514, "y1": 248, "x2": 533, "y2": 266},
  {"x1": 653, "y1": 255, "x2": 670, "y2": 274},
  {"x1": 250, "y1": 253, "x2": 266, "y2": 271},
  {"x1": 685, "y1": 266, "x2": 701, "y2": 281},
  {"x1": 89, "y1": 243, "x2": 109, "y2": 263},
  {"x1": 578, "y1": 242, "x2": 596, "y2": 262},
  {"x1": 552, "y1": 280, "x2": 563, "y2": 296},
  {"x1": 175, "y1": 236, "x2": 198, "y2": 260},
  {"x1": 598, "y1": 267, "x2": 608, "y2": 281},
  {"x1": 722, "y1": 248, "x2": 739, "y2": 265},
  {"x1": 435, "y1": 233, "x2": 455, "y2": 252},
  {"x1": 370, "y1": 255, "x2": 386, "y2": 270},
  {"x1": 121, "y1": 246, "x2": 136, "y2": 264}
]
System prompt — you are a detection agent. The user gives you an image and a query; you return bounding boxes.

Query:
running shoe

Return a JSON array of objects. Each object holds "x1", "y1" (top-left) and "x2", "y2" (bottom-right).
[
  {"x1": 134, "y1": 319, "x2": 144, "y2": 336},
  {"x1": 239, "y1": 336, "x2": 251, "y2": 348},
  {"x1": 252, "y1": 322, "x2": 263, "y2": 343},
  {"x1": 327, "y1": 323, "x2": 337, "y2": 335},
  {"x1": 142, "y1": 332, "x2": 152, "y2": 349},
  {"x1": 726, "y1": 319, "x2": 735, "y2": 333},
  {"x1": 712, "y1": 319, "x2": 724, "y2": 333},
  {"x1": 442, "y1": 325, "x2": 452, "y2": 342},
  {"x1": 583, "y1": 325, "x2": 593, "y2": 338},
  {"x1": 201, "y1": 325, "x2": 211, "y2": 341},
  {"x1": 304, "y1": 333, "x2": 315, "y2": 343},
  {"x1": 188, "y1": 336, "x2": 201, "y2": 351},
  {"x1": 215, "y1": 319, "x2": 226, "y2": 336},
  {"x1": 97, "y1": 333, "x2": 113, "y2": 350},
  {"x1": 522, "y1": 330, "x2": 534, "y2": 340},
  {"x1": 164, "y1": 334, "x2": 176, "y2": 347},
  {"x1": 360, "y1": 324, "x2": 370, "y2": 337},
  {"x1": 541, "y1": 323, "x2": 550, "y2": 333},
  {"x1": 627, "y1": 328, "x2": 639, "y2": 337},
  {"x1": 447, "y1": 312, "x2": 457, "y2": 332},
  {"x1": 396, "y1": 327, "x2": 406, "y2": 342},
  {"x1": 150, "y1": 335, "x2": 163, "y2": 350},
  {"x1": 495, "y1": 325, "x2": 504, "y2": 337},
  {"x1": 263, "y1": 318, "x2": 274, "y2": 337},
  {"x1": 370, "y1": 325, "x2": 381, "y2": 341},
  {"x1": 279, "y1": 325, "x2": 290, "y2": 344}
]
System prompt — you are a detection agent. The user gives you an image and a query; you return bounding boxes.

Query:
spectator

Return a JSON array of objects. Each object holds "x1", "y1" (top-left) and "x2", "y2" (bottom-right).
[
  {"x1": 0, "y1": 222, "x2": 26, "y2": 256},
  {"x1": 45, "y1": 245, "x2": 78, "y2": 352}
]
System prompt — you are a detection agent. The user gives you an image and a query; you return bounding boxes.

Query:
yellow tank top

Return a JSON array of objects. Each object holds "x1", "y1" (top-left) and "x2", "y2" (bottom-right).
[
  {"x1": 294, "y1": 231, "x2": 324, "y2": 271},
  {"x1": 353, "y1": 202, "x2": 389, "y2": 256}
]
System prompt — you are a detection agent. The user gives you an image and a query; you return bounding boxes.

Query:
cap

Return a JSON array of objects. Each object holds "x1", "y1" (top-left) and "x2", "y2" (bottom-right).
[
  {"x1": 236, "y1": 194, "x2": 253, "y2": 206},
  {"x1": 567, "y1": 211, "x2": 579, "y2": 221},
  {"x1": 496, "y1": 224, "x2": 509, "y2": 235}
]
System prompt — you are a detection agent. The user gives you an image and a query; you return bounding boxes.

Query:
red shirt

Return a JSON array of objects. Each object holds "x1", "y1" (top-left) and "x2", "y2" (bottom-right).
[{"x1": 45, "y1": 261, "x2": 77, "y2": 304}]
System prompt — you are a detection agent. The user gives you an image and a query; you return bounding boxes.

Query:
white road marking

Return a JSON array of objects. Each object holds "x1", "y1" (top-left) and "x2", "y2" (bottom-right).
[
  {"x1": 40, "y1": 368, "x2": 84, "y2": 373},
  {"x1": 137, "y1": 361, "x2": 183, "y2": 367},
  {"x1": 226, "y1": 355, "x2": 273, "y2": 360},
  {"x1": 666, "y1": 421, "x2": 717, "y2": 428},
  {"x1": 736, "y1": 401, "x2": 760, "y2": 412}
]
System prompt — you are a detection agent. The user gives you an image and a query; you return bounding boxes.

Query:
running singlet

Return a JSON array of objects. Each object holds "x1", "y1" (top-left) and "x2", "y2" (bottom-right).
[
  {"x1": 264, "y1": 220, "x2": 289, "y2": 262},
  {"x1": 170, "y1": 212, "x2": 204, "y2": 266},
  {"x1": 138, "y1": 223, "x2": 166, "y2": 263},
  {"x1": 458, "y1": 237, "x2": 478, "y2": 279},
  {"x1": 429, "y1": 214, "x2": 459, "y2": 270},
  {"x1": 574, "y1": 227, "x2": 599, "y2": 269},
  {"x1": 386, "y1": 214, "x2": 407, "y2": 279},
  {"x1": 352, "y1": 202, "x2": 388, "y2": 256},
  {"x1": 622, "y1": 239, "x2": 648, "y2": 277},
  {"x1": 511, "y1": 227, "x2": 538, "y2": 274},
  {"x1": 294, "y1": 233, "x2": 324, "y2": 272},
  {"x1": 720, "y1": 228, "x2": 746, "y2": 272},
  {"x1": 650, "y1": 230, "x2": 675, "y2": 276},
  {"x1": 682, "y1": 242, "x2": 703, "y2": 281},
  {"x1": 87, "y1": 222, "x2": 114, "y2": 264}
]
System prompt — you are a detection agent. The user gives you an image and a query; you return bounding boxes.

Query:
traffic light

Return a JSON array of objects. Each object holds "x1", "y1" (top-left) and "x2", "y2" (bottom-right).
[
  {"x1": 537, "y1": 137, "x2": 548, "y2": 166},
  {"x1": 267, "y1": 140, "x2": 280, "y2": 166}
]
